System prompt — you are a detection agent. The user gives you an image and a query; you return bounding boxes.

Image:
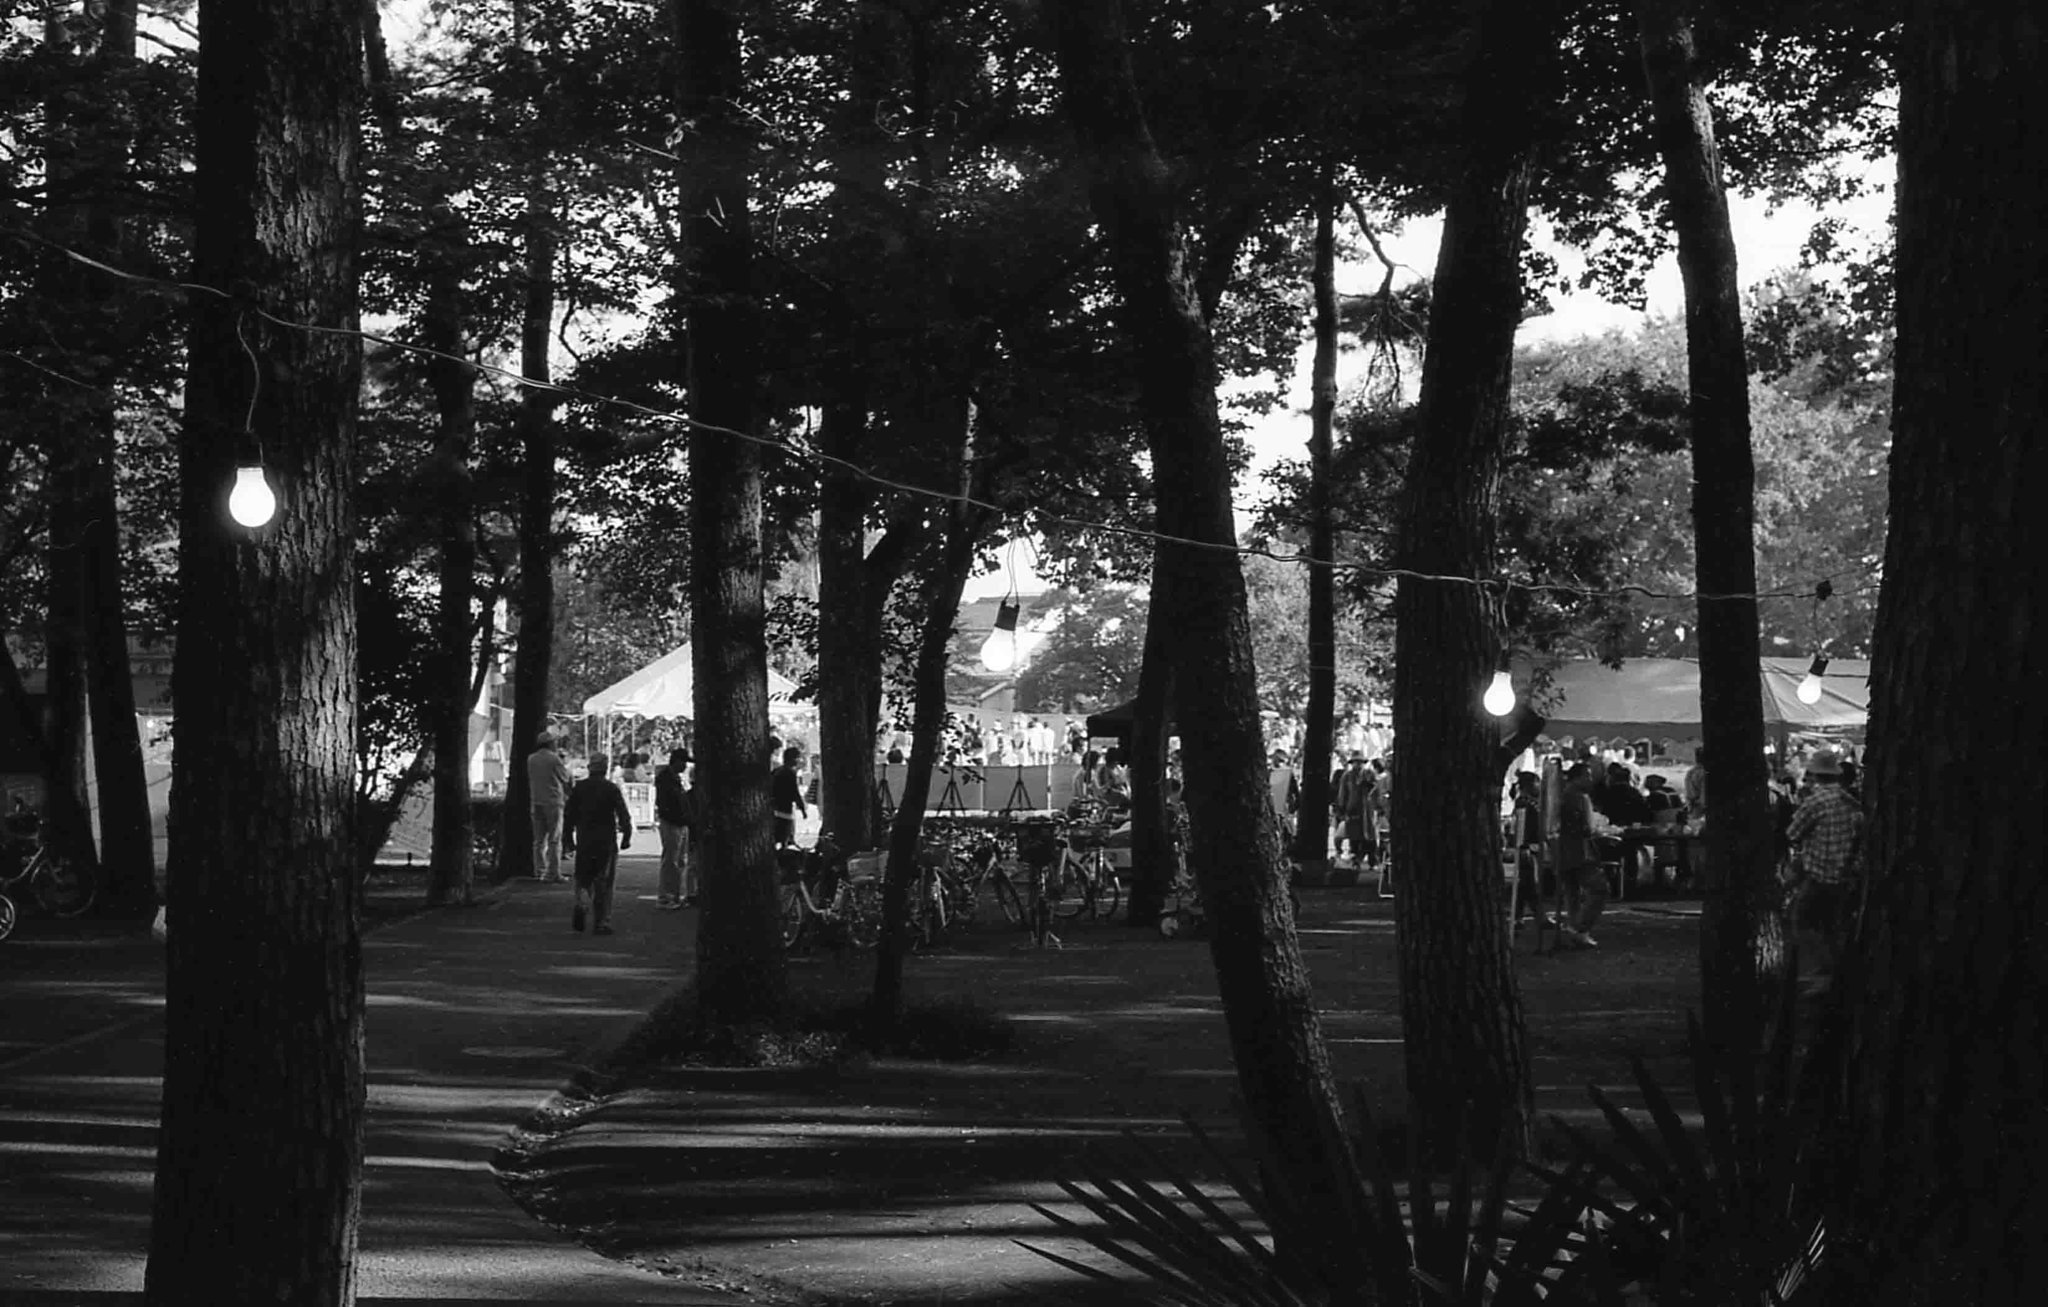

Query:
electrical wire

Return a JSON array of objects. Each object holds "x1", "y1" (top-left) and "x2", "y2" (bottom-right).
[{"x1": 2, "y1": 224, "x2": 1882, "y2": 605}]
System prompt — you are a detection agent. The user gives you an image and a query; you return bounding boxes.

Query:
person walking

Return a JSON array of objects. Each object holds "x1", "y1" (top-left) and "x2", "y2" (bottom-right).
[
  {"x1": 526, "y1": 729, "x2": 573, "y2": 884},
  {"x1": 653, "y1": 747, "x2": 695, "y2": 910},
  {"x1": 563, "y1": 752, "x2": 633, "y2": 936},
  {"x1": 771, "y1": 747, "x2": 808, "y2": 849},
  {"x1": 1783, "y1": 747, "x2": 1863, "y2": 990},
  {"x1": 1554, "y1": 762, "x2": 1608, "y2": 949},
  {"x1": 1333, "y1": 754, "x2": 1375, "y2": 866}
]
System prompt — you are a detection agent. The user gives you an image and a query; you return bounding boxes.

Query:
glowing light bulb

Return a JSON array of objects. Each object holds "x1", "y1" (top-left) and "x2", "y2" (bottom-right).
[
  {"x1": 1483, "y1": 669, "x2": 1516, "y2": 716},
  {"x1": 1796, "y1": 653, "x2": 1828, "y2": 706},
  {"x1": 979, "y1": 599, "x2": 1020, "y2": 673},
  {"x1": 228, "y1": 465, "x2": 276, "y2": 528}
]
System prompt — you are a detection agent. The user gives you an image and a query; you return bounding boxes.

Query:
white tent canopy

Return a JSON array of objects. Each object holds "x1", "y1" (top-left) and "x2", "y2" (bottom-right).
[
  {"x1": 1532, "y1": 656, "x2": 1869, "y2": 742},
  {"x1": 581, "y1": 644, "x2": 799, "y2": 720}
]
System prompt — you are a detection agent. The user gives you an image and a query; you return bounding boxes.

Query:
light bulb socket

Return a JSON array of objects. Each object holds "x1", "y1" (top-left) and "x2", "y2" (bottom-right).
[
  {"x1": 993, "y1": 599, "x2": 1019, "y2": 634},
  {"x1": 1806, "y1": 654, "x2": 1829, "y2": 678}
]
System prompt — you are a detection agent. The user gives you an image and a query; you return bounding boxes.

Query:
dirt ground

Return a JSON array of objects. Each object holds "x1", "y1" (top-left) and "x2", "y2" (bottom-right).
[{"x1": 499, "y1": 884, "x2": 1706, "y2": 1306}]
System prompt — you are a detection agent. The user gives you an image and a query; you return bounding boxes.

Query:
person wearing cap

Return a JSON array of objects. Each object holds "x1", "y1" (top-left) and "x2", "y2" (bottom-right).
[
  {"x1": 1784, "y1": 747, "x2": 1863, "y2": 986},
  {"x1": 526, "y1": 729, "x2": 573, "y2": 883},
  {"x1": 654, "y1": 747, "x2": 697, "y2": 909}
]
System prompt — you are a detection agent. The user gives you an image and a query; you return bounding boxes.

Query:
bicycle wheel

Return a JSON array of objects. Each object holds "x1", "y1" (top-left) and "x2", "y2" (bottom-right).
[
  {"x1": 844, "y1": 880, "x2": 883, "y2": 950},
  {"x1": 0, "y1": 893, "x2": 15, "y2": 941},
  {"x1": 779, "y1": 882, "x2": 809, "y2": 949},
  {"x1": 35, "y1": 855, "x2": 95, "y2": 918},
  {"x1": 1051, "y1": 853, "x2": 1088, "y2": 919},
  {"x1": 940, "y1": 866, "x2": 978, "y2": 929},
  {"x1": 993, "y1": 868, "x2": 1025, "y2": 925},
  {"x1": 1090, "y1": 853, "x2": 1121, "y2": 920}
]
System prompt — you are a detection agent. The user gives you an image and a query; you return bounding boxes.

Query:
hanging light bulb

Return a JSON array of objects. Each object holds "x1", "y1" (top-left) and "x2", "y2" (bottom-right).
[
  {"x1": 1796, "y1": 653, "x2": 1829, "y2": 705},
  {"x1": 228, "y1": 464, "x2": 277, "y2": 528},
  {"x1": 1483, "y1": 653, "x2": 1516, "y2": 717},
  {"x1": 979, "y1": 599, "x2": 1020, "y2": 673}
]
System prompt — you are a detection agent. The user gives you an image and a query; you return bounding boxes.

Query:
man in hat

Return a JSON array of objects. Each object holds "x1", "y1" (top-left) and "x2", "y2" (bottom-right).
[
  {"x1": 1784, "y1": 747, "x2": 1863, "y2": 987},
  {"x1": 653, "y1": 746, "x2": 696, "y2": 909},
  {"x1": 526, "y1": 729, "x2": 573, "y2": 883}
]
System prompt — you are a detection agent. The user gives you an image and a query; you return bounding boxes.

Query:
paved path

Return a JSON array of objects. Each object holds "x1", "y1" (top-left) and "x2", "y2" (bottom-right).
[{"x1": 0, "y1": 854, "x2": 740, "y2": 1305}]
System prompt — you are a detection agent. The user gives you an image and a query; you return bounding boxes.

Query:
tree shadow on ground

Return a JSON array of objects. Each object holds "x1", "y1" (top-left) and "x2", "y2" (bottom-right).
[{"x1": 506, "y1": 892, "x2": 1707, "y2": 1305}]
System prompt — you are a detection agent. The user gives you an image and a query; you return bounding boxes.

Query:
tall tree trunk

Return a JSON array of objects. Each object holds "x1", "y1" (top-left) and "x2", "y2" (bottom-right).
[
  {"x1": 498, "y1": 0, "x2": 557, "y2": 884},
  {"x1": 816, "y1": 401, "x2": 883, "y2": 850},
  {"x1": 1122, "y1": 599, "x2": 1173, "y2": 927},
  {"x1": 676, "y1": 0, "x2": 785, "y2": 1025},
  {"x1": 1047, "y1": 3, "x2": 1371, "y2": 1289},
  {"x1": 145, "y1": 0, "x2": 365, "y2": 1299},
  {"x1": 36, "y1": 7, "x2": 102, "y2": 879},
  {"x1": 424, "y1": 206, "x2": 478, "y2": 907},
  {"x1": 1293, "y1": 173, "x2": 1339, "y2": 873},
  {"x1": 1390, "y1": 0, "x2": 1552, "y2": 1166},
  {"x1": 870, "y1": 492, "x2": 977, "y2": 1026},
  {"x1": 78, "y1": 0, "x2": 156, "y2": 918},
  {"x1": 1634, "y1": 0, "x2": 1783, "y2": 1061},
  {"x1": 1835, "y1": 3, "x2": 2048, "y2": 1296}
]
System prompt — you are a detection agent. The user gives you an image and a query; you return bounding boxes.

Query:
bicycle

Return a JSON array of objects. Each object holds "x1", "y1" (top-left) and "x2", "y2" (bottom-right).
[
  {"x1": 777, "y1": 834, "x2": 882, "y2": 952},
  {"x1": 937, "y1": 830, "x2": 1029, "y2": 929},
  {"x1": 1054, "y1": 820, "x2": 1121, "y2": 921},
  {"x1": 0, "y1": 817, "x2": 97, "y2": 942}
]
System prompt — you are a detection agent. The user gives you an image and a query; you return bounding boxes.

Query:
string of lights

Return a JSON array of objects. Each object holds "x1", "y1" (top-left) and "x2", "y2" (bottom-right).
[{"x1": 3, "y1": 225, "x2": 1882, "y2": 606}]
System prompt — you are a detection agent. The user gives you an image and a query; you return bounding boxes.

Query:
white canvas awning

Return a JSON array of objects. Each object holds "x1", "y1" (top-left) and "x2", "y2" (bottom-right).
[
  {"x1": 581, "y1": 645, "x2": 799, "y2": 720},
  {"x1": 1532, "y1": 656, "x2": 1869, "y2": 742}
]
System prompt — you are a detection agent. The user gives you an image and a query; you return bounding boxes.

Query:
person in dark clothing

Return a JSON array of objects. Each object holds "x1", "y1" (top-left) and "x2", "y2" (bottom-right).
[
  {"x1": 1593, "y1": 762, "x2": 1652, "y2": 827},
  {"x1": 564, "y1": 752, "x2": 633, "y2": 935},
  {"x1": 653, "y1": 747, "x2": 695, "y2": 909},
  {"x1": 771, "y1": 747, "x2": 808, "y2": 848}
]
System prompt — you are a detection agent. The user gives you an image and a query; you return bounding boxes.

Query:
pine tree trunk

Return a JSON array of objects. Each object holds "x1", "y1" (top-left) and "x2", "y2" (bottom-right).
[
  {"x1": 677, "y1": 0, "x2": 785, "y2": 1026},
  {"x1": 1048, "y1": 3, "x2": 1370, "y2": 1287},
  {"x1": 1122, "y1": 602, "x2": 1173, "y2": 928},
  {"x1": 1836, "y1": 3, "x2": 2048, "y2": 1294},
  {"x1": 871, "y1": 507, "x2": 976, "y2": 1025},
  {"x1": 36, "y1": 9, "x2": 102, "y2": 879},
  {"x1": 425, "y1": 211, "x2": 477, "y2": 907},
  {"x1": 145, "y1": 0, "x2": 364, "y2": 1299},
  {"x1": 80, "y1": 0, "x2": 157, "y2": 918},
  {"x1": 498, "y1": 12, "x2": 557, "y2": 883},
  {"x1": 1390, "y1": 0, "x2": 1550, "y2": 1166},
  {"x1": 1293, "y1": 176, "x2": 1339, "y2": 872},
  {"x1": 1634, "y1": 0, "x2": 1784, "y2": 1060},
  {"x1": 816, "y1": 401, "x2": 884, "y2": 850}
]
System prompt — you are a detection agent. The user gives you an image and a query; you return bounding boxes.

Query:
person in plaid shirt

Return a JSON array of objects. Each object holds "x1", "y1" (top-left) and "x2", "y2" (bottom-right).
[{"x1": 1785, "y1": 748, "x2": 1863, "y2": 984}]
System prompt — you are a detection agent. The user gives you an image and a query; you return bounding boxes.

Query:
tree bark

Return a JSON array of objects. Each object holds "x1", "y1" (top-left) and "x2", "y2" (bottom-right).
[
  {"x1": 145, "y1": 0, "x2": 365, "y2": 1299},
  {"x1": 77, "y1": 0, "x2": 157, "y2": 918},
  {"x1": 870, "y1": 489, "x2": 977, "y2": 1026},
  {"x1": 812, "y1": 402, "x2": 924, "y2": 853},
  {"x1": 1293, "y1": 173, "x2": 1339, "y2": 872},
  {"x1": 498, "y1": 0, "x2": 557, "y2": 884},
  {"x1": 1122, "y1": 595, "x2": 1173, "y2": 927},
  {"x1": 1834, "y1": 3, "x2": 2048, "y2": 1296},
  {"x1": 1634, "y1": 0, "x2": 1784, "y2": 1061},
  {"x1": 1047, "y1": 2, "x2": 1371, "y2": 1288},
  {"x1": 1390, "y1": 0, "x2": 1551, "y2": 1166},
  {"x1": 676, "y1": 0, "x2": 785, "y2": 1026},
  {"x1": 424, "y1": 205, "x2": 478, "y2": 907},
  {"x1": 36, "y1": 6, "x2": 103, "y2": 880}
]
